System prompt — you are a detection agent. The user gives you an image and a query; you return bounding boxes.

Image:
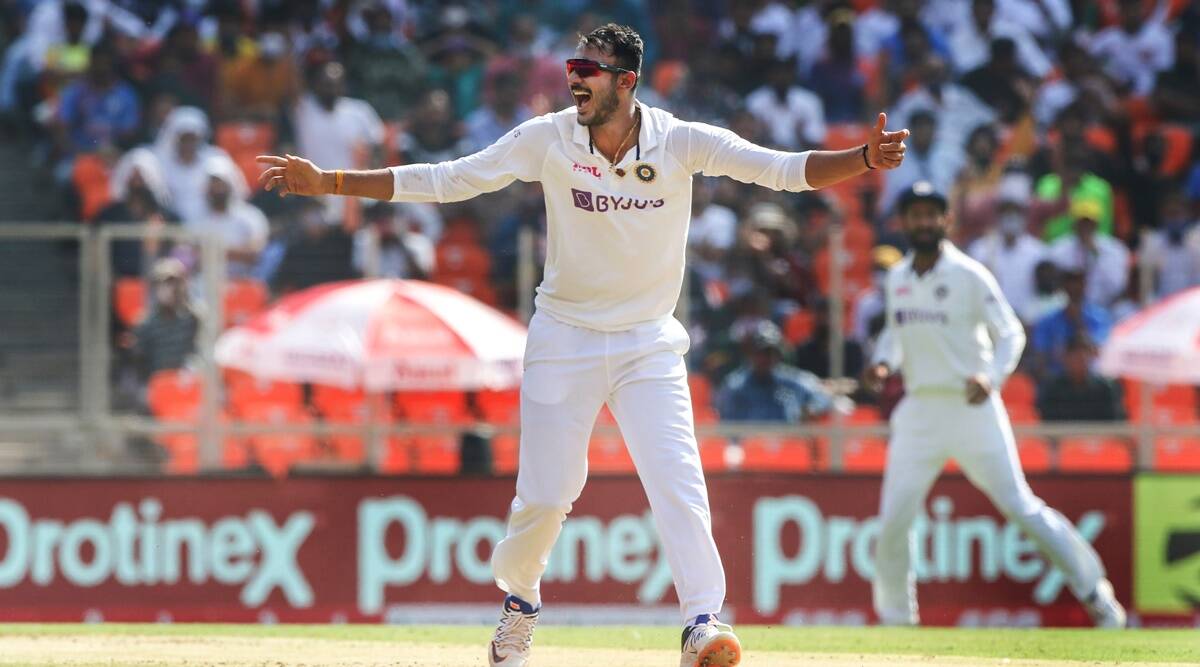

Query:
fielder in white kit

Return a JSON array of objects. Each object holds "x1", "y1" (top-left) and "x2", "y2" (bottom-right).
[
  {"x1": 863, "y1": 182, "x2": 1127, "y2": 629},
  {"x1": 258, "y1": 24, "x2": 909, "y2": 666}
]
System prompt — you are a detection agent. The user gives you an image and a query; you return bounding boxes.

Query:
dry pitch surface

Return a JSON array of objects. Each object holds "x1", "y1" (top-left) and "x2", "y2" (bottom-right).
[{"x1": 0, "y1": 624, "x2": 1195, "y2": 666}]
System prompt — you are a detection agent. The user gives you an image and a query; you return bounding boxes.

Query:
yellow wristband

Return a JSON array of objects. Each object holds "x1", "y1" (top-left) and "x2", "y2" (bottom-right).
[{"x1": 334, "y1": 170, "x2": 345, "y2": 195}]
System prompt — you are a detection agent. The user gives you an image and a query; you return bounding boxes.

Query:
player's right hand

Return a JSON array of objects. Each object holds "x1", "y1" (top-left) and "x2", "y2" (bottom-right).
[
  {"x1": 861, "y1": 363, "x2": 890, "y2": 394},
  {"x1": 257, "y1": 154, "x2": 325, "y2": 197}
]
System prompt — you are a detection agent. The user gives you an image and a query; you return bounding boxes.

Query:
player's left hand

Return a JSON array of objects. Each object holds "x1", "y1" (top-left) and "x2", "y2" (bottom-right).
[
  {"x1": 965, "y1": 373, "x2": 992, "y2": 405},
  {"x1": 867, "y1": 112, "x2": 909, "y2": 170}
]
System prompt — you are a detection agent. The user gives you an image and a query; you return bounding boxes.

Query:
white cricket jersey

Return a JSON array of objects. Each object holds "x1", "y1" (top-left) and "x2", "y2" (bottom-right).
[
  {"x1": 389, "y1": 102, "x2": 813, "y2": 331},
  {"x1": 871, "y1": 243, "x2": 1025, "y2": 393}
]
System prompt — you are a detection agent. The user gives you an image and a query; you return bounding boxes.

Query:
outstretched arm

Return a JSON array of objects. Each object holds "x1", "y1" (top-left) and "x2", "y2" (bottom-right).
[
  {"x1": 257, "y1": 154, "x2": 396, "y2": 200},
  {"x1": 683, "y1": 112, "x2": 908, "y2": 191},
  {"x1": 805, "y1": 113, "x2": 909, "y2": 189}
]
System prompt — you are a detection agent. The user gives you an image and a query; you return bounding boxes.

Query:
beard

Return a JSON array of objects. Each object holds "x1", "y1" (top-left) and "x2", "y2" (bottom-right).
[
  {"x1": 576, "y1": 85, "x2": 620, "y2": 127},
  {"x1": 906, "y1": 228, "x2": 944, "y2": 254}
]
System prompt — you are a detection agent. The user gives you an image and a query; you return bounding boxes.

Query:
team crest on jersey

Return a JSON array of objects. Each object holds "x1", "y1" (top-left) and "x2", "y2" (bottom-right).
[
  {"x1": 633, "y1": 163, "x2": 657, "y2": 183},
  {"x1": 935, "y1": 285, "x2": 949, "y2": 300}
]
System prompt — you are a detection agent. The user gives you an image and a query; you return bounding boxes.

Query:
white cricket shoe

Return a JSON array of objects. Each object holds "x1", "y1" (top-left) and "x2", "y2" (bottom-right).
[
  {"x1": 1085, "y1": 579, "x2": 1127, "y2": 629},
  {"x1": 488, "y1": 595, "x2": 539, "y2": 666},
  {"x1": 680, "y1": 615, "x2": 742, "y2": 667}
]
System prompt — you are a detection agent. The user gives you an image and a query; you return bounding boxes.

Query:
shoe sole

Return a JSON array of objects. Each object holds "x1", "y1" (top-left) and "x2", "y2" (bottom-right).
[{"x1": 695, "y1": 633, "x2": 741, "y2": 667}]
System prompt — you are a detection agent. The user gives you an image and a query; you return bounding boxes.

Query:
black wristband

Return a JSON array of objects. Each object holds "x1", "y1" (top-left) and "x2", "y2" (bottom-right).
[{"x1": 862, "y1": 144, "x2": 875, "y2": 170}]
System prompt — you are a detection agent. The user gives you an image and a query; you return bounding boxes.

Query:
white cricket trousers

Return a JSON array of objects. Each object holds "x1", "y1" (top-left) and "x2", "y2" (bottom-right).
[
  {"x1": 490, "y1": 311, "x2": 726, "y2": 622},
  {"x1": 872, "y1": 392, "x2": 1106, "y2": 624}
]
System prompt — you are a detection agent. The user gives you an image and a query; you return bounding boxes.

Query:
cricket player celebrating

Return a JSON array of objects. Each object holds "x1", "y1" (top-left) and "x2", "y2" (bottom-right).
[
  {"x1": 258, "y1": 24, "x2": 908, "y2": 667},
  {"x1": 863, "y1": 182, "x2": 1127, "y2": 629}
]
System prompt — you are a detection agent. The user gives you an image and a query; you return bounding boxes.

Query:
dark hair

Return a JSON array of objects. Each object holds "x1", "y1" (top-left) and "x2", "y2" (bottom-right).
[{"x1": 577, "y1": 23, "x2": 643, "y2": 88}]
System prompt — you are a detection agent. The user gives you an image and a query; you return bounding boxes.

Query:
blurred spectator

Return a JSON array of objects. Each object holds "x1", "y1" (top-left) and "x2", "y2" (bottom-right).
[
  {"x1": 492, "y1": 14, "x2": 565, "y2": 112},
  {"x1": 96, "y1": 147, "x2": 178, "y2": 277},
  {"x1": 960, "y1": 37, "x2": 1035, "y2": 123},
  {"x1": 185, "y1": 155, "x2": 269, "y2": 280},
  {"x1": 37, "y1": 1, "x2": 90, "y2": 91},
  {"x1": 221, "y1": 31, "x2": 299, "y2": 122},
  {"x1": 1035, "y1": 142, "x2": 1115, "y2": 241},
  {"x1": 687, "y1": 178, "x2": 737, "y2": 282},
  {"x1": 1048, "y1": 199, "x2": 1130, "y2": 307},
  {"x1": 343, "y1": 2, "x2": 427, "y2": 121},
  {"x1": 737, "y1": 202, "x2": 807, "y2": 314},
  {"x1": 1152, "y1": 30, "x2": 1200, "y2": 123},
  {"x1": 352, "y1": 201, "x2": 434, "y2": 280},
  {"x1": 143, "y1": 22, "x2": 219, "y2": 114},
  {"x1": 794, "y1": 297, "x2": 865, "y2": 380},
  {"x1": 1141, "y1": 189, "x2": 1200, "y2": 299},
  {"x1": 128, "y1": 258, "x2": 201, "y2": 379},
  {"x1": 947, "y1": 0, "x2": 1050, "y2": 78},
  {"x1": 717, "y1": 321, "x2": 834, "y2": 423},
  {"x1": 1025, "y1": 259, "x2": 1067, "y2": 325},
  {"x1": 891, "y1": 55, "x2": 995, "y2": 151},
  {"x1": 1036, "y1": 336, "x2": 1125, "y2": 421},
  {"x1": 294, "y1": 60, "x2": 385, "y2": 171},
  {"x1": 949, "y1": 123, "x2": 1002, "y2": 244},
  {"x1": 426, "y1": 34, "x2": 490, "y2": 120},
  {"x1": 1031, "y1": 267, "x2": 1113, "y2": 377},
  {"x1": 1087, "y1": 0, "x2": 1174, "y2": 96},
  {"x1": 272, "y1": 197, "x2": 359, "y2": 294},
  {"x1": 152, "y1": 106, "x2": 247, "y2": 224},
  {"x1": 1033, "y1": 42, "x2": 1109, "y2": 130},
  {"x1": 808, "y1": 10, "x2": 867, "y2": 124},
  {"x1": 967, "y1": 173, "x2": 1048, "y2": 322},
  {"x1": 878, "y1": 108, "x2": 960, "y2": 215},
  {"x1": 55, "y1": 43, "x2": 139, "y2": 155},
  {"x1": 851, "y1": 245, "x2": 904, "y2": 344},
  {"x1": 745, "y1": 57, "x2": 826, "y2": 150},
  {"x1": 395, "y1": 89, "x2": 466, "y2": 164},
  {"x1": 463, "y1": 67, "x2": 532, "y2": 153}
]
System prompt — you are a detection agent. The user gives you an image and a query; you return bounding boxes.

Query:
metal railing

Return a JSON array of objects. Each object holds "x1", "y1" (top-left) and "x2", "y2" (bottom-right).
[{"x1": 0, "y1": 222, "x2": 1193, "y2": 474}]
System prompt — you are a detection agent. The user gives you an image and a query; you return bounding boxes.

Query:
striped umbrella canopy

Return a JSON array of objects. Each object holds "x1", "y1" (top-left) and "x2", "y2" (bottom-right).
[
  {"x1": 215, "y1": 279, "x2": 525, "y2": 391},
  {"x1": 1098, "y1": 287, "x2": 1200, "y2": 384}
]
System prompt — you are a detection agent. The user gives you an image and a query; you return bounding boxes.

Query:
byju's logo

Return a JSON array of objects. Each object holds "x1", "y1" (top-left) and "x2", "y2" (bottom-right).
[
  {"x1": 570, "y1": 188, "x2": 664, "y2": 213},
  {"x1": 572, "y1": 188, "x2": 594, "y2": 211}
]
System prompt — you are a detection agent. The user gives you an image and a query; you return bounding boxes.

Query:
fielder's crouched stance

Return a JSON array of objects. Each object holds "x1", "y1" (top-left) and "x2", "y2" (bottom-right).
[
  {"x1": 864, "y1": 182, "x2": 1127, "y2": 629},
  {"x1": 258, "y1": 23, "x2": 909, "y2": 667}
]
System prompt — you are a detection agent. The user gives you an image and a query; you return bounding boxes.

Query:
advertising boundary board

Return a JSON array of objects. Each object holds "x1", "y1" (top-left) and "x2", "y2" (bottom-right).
[{"x1": 0, "y1": 474, "x2": 1134, "y2": 626}]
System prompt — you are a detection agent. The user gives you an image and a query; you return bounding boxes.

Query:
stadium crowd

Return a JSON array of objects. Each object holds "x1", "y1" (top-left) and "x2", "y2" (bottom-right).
[{"x1": 1, "y1": 0, "x2": 1199, "y2": 472}]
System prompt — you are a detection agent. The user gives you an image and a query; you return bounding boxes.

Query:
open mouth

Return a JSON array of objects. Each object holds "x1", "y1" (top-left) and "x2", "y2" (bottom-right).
[{"x1": 572, "y1": 88, "x2": 592, "y2": 113}]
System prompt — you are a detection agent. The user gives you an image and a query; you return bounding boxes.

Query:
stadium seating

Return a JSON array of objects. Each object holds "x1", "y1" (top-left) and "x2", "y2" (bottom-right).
[
  {"x1": 740, "y1": 435, "x2": 813, "y2": 472},
  {"x1": 1057, "y1": 436, "x2": 1133, "y2": 473},
  {"x1": 225, "y1": 370, "x2": 303, "y2": 416},
  {"x1": 1001, "y1": 372, "x2": 1037, "y2": 410},
  {"x1": 588, "y1": 433, "x2": 636, "y2": 474},
  {"x1": 223, "y1": 279, "x2": 269, "y2": 327},
  {"x1": 491, "y1": 433, "x2": 520, "y2": 474},
  {"x1": 395, "y1": 390, "x2": 472, "y2": 424},
  {"x1": 1153, "y1": 437, "x2": 1200, "y2": 471},
  {"x1": 72, "y1": 153, "x2": 112, "y2": 221},
  {"x1": 147, "y1": 369, "x2": 204, "y2": 419},
  {"x1": 114, "y1": 277, "x2": 147, "y2": 328},
  {"x1": 476, "y1": 388, "x2": 521, "y2": 425},
  {"x1": 215, "y1": 122, "x2": 276, "y2": 188},
  {"x1": 240, "y1": 403, "x2": 319, "y2": 477},
  {"x1": 1017, "y1": 437, "x2": 1053, "y2": 473}
]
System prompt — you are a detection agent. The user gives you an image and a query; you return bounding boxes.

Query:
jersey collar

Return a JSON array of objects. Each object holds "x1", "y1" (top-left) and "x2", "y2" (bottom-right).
[{"x1": 571, "y1": 100, "x2": 662, "y2": 155}]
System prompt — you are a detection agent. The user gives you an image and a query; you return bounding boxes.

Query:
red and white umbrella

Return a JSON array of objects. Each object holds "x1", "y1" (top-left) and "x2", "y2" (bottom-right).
[
  {"x1": 1098, "y1": 287, "x2": 1200, "y2": 384},
  {"x1": 215, "y1": 280, "x2": 526, "y2": 391}
]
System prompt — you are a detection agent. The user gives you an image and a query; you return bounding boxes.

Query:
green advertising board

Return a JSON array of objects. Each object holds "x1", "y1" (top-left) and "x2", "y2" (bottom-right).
[{"x1": 1134, "y1": 475, "x2": 1200, "y2": 613}]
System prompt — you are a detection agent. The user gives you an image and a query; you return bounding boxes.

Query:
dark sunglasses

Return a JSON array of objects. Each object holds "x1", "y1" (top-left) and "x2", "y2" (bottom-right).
[{"x1": 566, "y1": 58, "x2": 634, "y2": 79}]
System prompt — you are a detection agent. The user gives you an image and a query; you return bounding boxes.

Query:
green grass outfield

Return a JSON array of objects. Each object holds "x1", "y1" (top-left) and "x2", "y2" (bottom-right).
[{"x1": 0, "y1": 624, "x2": 1196, "y2": 663}]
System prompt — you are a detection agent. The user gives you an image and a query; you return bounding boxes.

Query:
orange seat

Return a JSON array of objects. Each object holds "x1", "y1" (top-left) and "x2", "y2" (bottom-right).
[
  {"x1": 588, "y1": 434, "x2": 636, "y2": 473},
  {"x1": 1057, "y1": 436, "x2": 1132, "y2": 472},
  {"x1": 114, "y1": 277, "x2": 147, "y2": 328},
  {"x1": 740, "y1": 436, "x2": 813, "y2": 472},
  {"x1": 1153, "y1": 437, "x2": 1200, "y2": 471},
  {"x1": 224, "y1": 279, "x2": 269, "y2": 327},
  {"x1": 1124, "y1": 382, "x2": 1198, "y2": 421},
  {"x1": 410, "y1": 434, "x2": 461, "y2": 474},
  {"x1": 840, "y1": 436, "x2": 888, "y2": 472},
  {"x1": 688, "y1": 374, "x2": 713, "y2": 411},
  {"x1": 241, "y1": 404, "x2": 319, "y2": 477},
  {"x1": 698, "y1": 436, "x2": 728, "y2": 472},
  {"x1": 784, "y1": 309, "x2": 815, "y2": 345},
  {"x1": 433, "y1": 274, "x2": 498, "y2": 305},
  {"x1": 318, "y1": 400, "x2": 397, "y2": 464},
  {"x1": 440, "y1": 219, "x2": 482, "y2": 246},
  {"x1": 73, "y1": 153, "x2": 112, "y2": 221},
  {"x1": 477, "y1": 388, "x2": 521, "y2": 425},
  {"x1": 1006, "y1": 403, "x2": 1041, "y2": 424},
  {"x1": 492, "y1": 434, "x2": 520, "y2": 474},
  {"x1": 215, "y1": 122, "x2": 277, "y2": 188},
  {"x1": 147, "y1": 369, "x2": 204, "y2": 418},
  {"x1": 435, "y1": 243, "x2": 492, "y2": 277},
  {"x1": 158, "y1": 412, "x2": 249, "y2": 474},
  {"x1": 312, "y1": 384, "x2": 366, "y2": 417},
  {"x1": 842, "y1": 221, "x2": 875, "y2": 252},
  {"x1": 847, "y1": 405, "x2": 882, "y2": 425},
  {"x1": 1001, "y1": 372, "x2": 1036, "y2": 408},
  {"x1": 693, "y1": 405, "x2": 720, "y2": 424},
  {"x1": 1017, "y1": 436, "x2": 1052, "y2": 473},
  {"x1": 395, "y1": 390, "x2": 471, "y2": 424},
  {"x1": 225, "y1": 371, "x2": 303, "y2": 416},
  {"x1": 824, "y1": 123, "x2": 868, "y2": 150}
]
